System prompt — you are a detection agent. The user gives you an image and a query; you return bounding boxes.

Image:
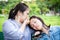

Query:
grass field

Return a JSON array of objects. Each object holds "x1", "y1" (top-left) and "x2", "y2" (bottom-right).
[
  {"x1": 39, "y1": 15, "x2": 60, "y2": 26},
  {"x1": 0, "y1": 16, "x2": 6, "y2": 40},
  {"x1": 0, "y1": 16, "x2": 7, "y2": 32}
]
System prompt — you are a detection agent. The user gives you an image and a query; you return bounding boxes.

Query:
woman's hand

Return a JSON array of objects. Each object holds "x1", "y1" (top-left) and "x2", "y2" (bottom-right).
[
  {"x1": 19, "y1": 17, "x2": 30, "y2": 33},
  {"x1": 34, "y1": 31, "x2": 40, "y2": 36},
  {"x1": 33, "y1": 31, "x2": 41, "y2": 38},
  {"x1": 24, "y1": 17, "x2": 30, "y2": 25}
]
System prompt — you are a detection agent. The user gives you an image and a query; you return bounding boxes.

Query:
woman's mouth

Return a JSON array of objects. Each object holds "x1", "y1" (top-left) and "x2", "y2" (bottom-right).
[{"x1": 33, "y1": 25, "x2": 38, "y2": 30}]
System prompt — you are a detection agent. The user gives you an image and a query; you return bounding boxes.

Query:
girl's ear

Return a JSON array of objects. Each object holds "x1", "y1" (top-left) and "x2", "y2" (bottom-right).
[{"x1": 17, "y1": 11, "x2": 22, "y2": 15}]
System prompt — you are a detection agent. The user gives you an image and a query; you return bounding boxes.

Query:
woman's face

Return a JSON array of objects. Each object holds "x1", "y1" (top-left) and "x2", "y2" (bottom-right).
[
  {"x1": 30, "y1": 18, "x2": 43, "y2": 30},
  {"x1": 23, "y1": 8, "x2": 29, "y2": 20},
  {"x1": 18, "y1": 8, "x2": 29, "y2": 22}
]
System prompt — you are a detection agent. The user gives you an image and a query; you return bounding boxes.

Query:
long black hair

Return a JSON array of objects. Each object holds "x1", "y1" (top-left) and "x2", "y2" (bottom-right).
[
  {"x1": 30, "y1": 16, "x2": 50, "y2": 29},
  {"x1": 29, "y1": 16, "x2": 50, "y2": 38},
  {"x1": 8, "y1": 2, "x2": 28, "y2": 19}
]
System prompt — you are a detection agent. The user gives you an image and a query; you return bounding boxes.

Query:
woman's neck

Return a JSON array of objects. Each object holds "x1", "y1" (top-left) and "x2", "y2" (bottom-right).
[
  {"x1": 15, "y1": 16, "x2": 22, "y2": 24},
  {"x1": 42, "y1": 26, "x2": 49, "y2": 35}
]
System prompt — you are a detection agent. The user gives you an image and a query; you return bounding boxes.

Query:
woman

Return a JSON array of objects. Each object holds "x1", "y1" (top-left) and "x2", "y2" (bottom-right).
[
  {"x1": 3, "y1": 3, "x2": 31, "y2": 40},
  {"x1": 29, "y1": 16, "x2": 60, "y2": 40}
]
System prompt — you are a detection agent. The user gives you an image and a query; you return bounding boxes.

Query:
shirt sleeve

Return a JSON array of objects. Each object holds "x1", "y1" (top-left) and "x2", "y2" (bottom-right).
[{"x1": 3, "y1": 21, "x2": 24, "y2": 39}]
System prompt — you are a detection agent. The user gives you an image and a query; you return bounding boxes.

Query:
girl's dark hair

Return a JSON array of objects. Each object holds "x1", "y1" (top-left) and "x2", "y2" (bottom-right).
[
  {"x1": 30, "y1": 16, "x2": 50, "y2": 29},
  {"x1": 8, "y1": 2, "x2": 28, "y2": 19},
  {"x1": 29, "y1": 16, "x2": 50, "y2": 38}
]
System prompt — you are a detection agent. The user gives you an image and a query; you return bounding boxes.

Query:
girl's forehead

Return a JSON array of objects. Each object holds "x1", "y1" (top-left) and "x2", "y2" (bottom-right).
[
  {"x1": 30, "y1": 18, "x2": 37, "y2": 21},
  {"x1": 31, "y1": 18, "x2": 40, "y2": 22},
  {"x1": 31, "y1": 18, "x2": 37, "y2": 20}
]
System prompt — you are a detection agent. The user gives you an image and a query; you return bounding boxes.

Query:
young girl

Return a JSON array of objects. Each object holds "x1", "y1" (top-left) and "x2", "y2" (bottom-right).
[{"x1": 29, "y1": 16, "x2": 60, "y2": 40}]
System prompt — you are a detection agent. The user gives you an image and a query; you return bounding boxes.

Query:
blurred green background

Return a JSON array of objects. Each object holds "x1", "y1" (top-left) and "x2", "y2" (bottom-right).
[{"x1": 0, "y1": 0, "x2": 60, "y2": 40}]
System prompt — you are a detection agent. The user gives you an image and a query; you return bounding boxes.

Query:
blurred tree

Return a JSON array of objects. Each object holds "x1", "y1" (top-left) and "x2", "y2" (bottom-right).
[
  {"x1": 36, "y1": 0, "x2": 49, "y2": 15},
  {"x1": 0, "y1": 0, "x2": 21, "y2": 14},
  {"x1": 36, "y1": 0, "x2": 60, "y2": 15},
  {"x1": 29, "y1": 2, "x2": 40, "y2": 16},
  {"x1": 0, "y1": 1, "x2": 7, "y2": 14},
  {"x1": 46, "y1": 0, "x2": 60, "y2": 15}
]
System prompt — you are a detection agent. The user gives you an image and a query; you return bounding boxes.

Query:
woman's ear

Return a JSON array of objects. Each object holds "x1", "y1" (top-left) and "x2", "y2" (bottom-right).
[{"x1": 17, "y1": 11, "x2": 22, "y2": 16}]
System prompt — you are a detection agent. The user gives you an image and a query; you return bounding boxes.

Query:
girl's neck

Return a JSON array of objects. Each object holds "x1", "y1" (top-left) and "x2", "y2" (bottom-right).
[
  {"x1": 42, "y1": 26, "x2": 49, "y2": 35},
  {"x1": 15, "y1": 16, "x2": 22, "y2": 24}
]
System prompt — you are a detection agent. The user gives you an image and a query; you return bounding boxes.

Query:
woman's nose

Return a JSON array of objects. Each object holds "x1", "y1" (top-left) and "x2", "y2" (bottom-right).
[{"x1": 32, "y1": 23, "x2": 36, "y2": 27}]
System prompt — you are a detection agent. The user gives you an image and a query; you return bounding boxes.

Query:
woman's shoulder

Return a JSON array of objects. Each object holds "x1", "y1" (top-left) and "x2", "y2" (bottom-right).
[
  {"x1": 49, "y1": 25, "x2": 60, "y2": 34},
  {"x1": 37, "y1": 33, "x2": 49, "y2": 40},
  {"x1": 3, "y1": 19, "x2": 13, "y2": 26},
  {"x1": 3, "y1": 19, "x2": 11, "y2": 24},
  {"x1": 50, "y1": 25, "x2": 60, "y2": 30},
  {"x1": 49, "y1": 26, "x2": 60, "y2": 40},
  {"x1": 50, "y1": 25, "x2": 60, "y2": 27}
]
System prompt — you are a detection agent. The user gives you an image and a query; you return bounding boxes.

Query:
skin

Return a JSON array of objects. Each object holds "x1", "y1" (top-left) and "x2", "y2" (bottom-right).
[
  {"x1": 15, "y1": 8, "x2": 29, "y2": 23},
  {"x1": 30, "y1": 18, "x2": 43, "y2": 30},
  {"x1": 30, "y1": 18, "x2": 49, "y2": 35},
  {"x1": 15, "y1": 8, "x2": 30, "y2": 33}
]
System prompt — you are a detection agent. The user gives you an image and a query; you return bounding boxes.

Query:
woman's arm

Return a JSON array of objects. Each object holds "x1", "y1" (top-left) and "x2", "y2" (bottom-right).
[{"x1": 3, "y1": 21, "x2": 27, "y2": 39}]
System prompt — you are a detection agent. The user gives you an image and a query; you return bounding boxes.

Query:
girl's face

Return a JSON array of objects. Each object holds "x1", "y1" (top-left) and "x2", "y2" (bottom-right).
[
  {"x1": 23, "y1": 8, "x2": 29, "y2": 20},
  {"x1": 30, "y1": 18, "x2": 43, "y2": 30},
  {"x1": 17, "y1": 8, "x2": 29, "y2": 22}
]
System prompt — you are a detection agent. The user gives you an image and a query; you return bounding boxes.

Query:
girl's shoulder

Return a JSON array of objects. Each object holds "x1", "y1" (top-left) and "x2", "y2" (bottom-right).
[
  {"x1": 3, "y1": 19, "x2": 14, "y2": 26},
  {"x1": 50, "y1": 26, "x2": 60, "y2": 31},
  {"x1": 49, "y1": 25, "x2": 60, "y2": 35},
  {"x1": 3, "y1": 19, "x2": 10, "y2": 25},
  {"x1": 49, "y1": 26, "x2": 60, "y2": 40}
]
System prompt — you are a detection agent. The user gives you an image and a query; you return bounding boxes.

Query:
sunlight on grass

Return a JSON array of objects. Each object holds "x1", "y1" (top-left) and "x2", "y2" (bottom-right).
[
  {"x1": 0, "y1": 16, "x2": 7, "y2": 32},
  {"x1": 39, "y1": 15, "x2": 60, "y2": 26}
]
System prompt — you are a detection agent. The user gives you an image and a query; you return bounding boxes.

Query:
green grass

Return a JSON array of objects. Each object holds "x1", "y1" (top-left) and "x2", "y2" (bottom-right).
[
  {"x1": 31, "y1": 15, "x2": 60, "y2": 26},
  {"x1": 39, "y1": 15, "x2": 60, "y2": 26},
  {"x1": 0, "y1": 16, "x2": 6, "y2": 40},
  {"x1": 0, "y1": 16, "x2": 7, "y2": 32}
]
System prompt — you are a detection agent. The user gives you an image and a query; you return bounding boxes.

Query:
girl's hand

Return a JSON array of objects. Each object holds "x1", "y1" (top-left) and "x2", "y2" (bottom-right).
[
  {"x1": 24, "y1": 17, "x2": 30, "y2": 25},
  {"x1": 33, "y1": 31, "x2": 41, "y2": 38},
  {"x1": 34, "y1": 31, "x2": 40, "y2": 36}
]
